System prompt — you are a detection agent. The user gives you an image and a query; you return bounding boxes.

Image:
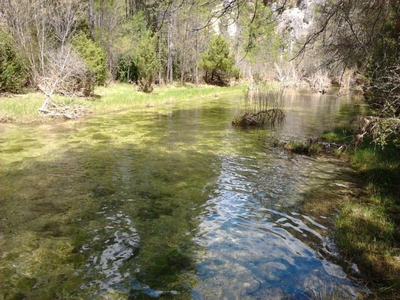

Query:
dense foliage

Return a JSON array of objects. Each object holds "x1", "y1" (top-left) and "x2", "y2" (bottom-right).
[
  {"x1": 199, "y1": 35, "x2": 237, "y2": 86},
  {"x1": 364, "y1": 2, "x2": 400, "y2": 115},
  {"x1": 134, "y1": 32, "x2": 161, "y2": 93},
  {"x1": 116, "y1": 53, "x2": 139, "y2": 83},
  {"x1": 72, "y1": 33, "x2": 108, "y2": 86},
  {"x1": 0, "y1": 31, "x2": 28, "y2": 93},
  {"x1": 0, "y1": 0, "x2": 282, "y2": 92}
]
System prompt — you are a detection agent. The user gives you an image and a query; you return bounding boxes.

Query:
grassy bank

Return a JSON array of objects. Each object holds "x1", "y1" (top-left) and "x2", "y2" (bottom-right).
[
  {"x1": 0, "y1": 83, "x2": 244, "y2": 123},
  {"x1": 299, "y1": 132, "x2": 400, "y2": 299},
  {"x1": 337, "y1": 145, "x2": 400, "y2": 299}
]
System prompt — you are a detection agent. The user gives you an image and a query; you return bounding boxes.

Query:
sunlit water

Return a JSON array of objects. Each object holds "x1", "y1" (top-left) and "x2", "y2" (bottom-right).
[{"x1": 0, "y1": 90, "x2": 368, "y2": 299}]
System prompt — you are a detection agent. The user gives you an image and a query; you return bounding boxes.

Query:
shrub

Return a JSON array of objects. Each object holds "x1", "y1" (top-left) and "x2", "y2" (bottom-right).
[
  {"x1": 199, "y1": 35, "x2": 237, "y2": 86},
  {"x1": 134, "y1": 31, "x2": 161, "y2": 93},
  {"x1": 116, "y1": 53, "x2": 139, "y2": 83},
  {"x1": 0, "y1": 30, "x2": 28, "y2": 93},
  {"x1": 72, "y1": 33, "x2": 108, "y2": 86}
]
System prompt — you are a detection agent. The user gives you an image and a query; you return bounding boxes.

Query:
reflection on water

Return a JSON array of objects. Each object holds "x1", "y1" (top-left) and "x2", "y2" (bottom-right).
[
  {"x1": 0, "y1": 91, "x2": 368, "y2": 299},
  {"x1": 193, "y1": 153, "x2": 361, "y2": 299}
]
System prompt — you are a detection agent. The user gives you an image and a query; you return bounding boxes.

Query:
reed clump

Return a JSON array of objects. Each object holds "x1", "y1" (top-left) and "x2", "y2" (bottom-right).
[{"x1": 232, "y1": 86, "x2": 285, "y2": 128}]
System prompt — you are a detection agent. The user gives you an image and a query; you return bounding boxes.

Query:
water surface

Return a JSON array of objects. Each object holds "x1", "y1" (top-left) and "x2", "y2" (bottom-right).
[{"x1": 0, "y1": 90, "x2": 367, "y2": 299}]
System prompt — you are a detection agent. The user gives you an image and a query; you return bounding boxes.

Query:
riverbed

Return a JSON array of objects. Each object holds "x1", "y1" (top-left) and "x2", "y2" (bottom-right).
[{"x1": 0, "y1": 90, "x2": 368, "y2": 299}]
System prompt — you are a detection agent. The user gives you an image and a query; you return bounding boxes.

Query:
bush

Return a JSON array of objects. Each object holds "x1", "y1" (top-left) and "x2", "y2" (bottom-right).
[
  {"x1": 0, "y1": 31, "x2": 28, "y2": 93},
  {"x1": 199, "y1": 35, "x2": 237, "y2": 86},
  {"x1": 116, "y1": 53, "x2": 139, "y2": 83},
  {"x1": 72, "y1": 33, "x2": 108, "y2": 86},
  {"x1": 134, "y1": 31, "x2": 161, "y2": 93}
]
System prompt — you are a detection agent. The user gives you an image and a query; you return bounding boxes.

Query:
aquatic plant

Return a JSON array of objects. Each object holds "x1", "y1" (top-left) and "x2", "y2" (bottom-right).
[
  {"x1": 232, "y1": 108, "x2": 285, "y2": 127},
  {"x1": 282, "y1": 140, "x2": 323, "y2": 156},
  {"x1": 280, "y1": 138, "x2": 349, "y2": 157},
  {"x1": 232, "y1": 87, "x2": 285, "y2": 128}
]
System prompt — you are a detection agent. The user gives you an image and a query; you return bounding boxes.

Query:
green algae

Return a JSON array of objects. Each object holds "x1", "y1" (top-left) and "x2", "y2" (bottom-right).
[
  {"x1": 0, "y1": 97, "x2": 237, "y2": 298},
  {"x1": 0, "y1": 92, "x2": 367, "y2": 299}
]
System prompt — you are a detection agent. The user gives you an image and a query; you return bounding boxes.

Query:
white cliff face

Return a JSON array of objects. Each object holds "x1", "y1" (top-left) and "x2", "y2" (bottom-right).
[
  {"x1": 211, "y1": 0, "x2": 320, "y2": 40},
  {"x1": 276, "y1": 0, "x2": 320, "y2": 41},
  {"x1": 278, "y1": 7, "x2": 310, "y2": 40},
  {"x1": 211, "y1": 1, "x2": 238, "y2": 37},
  {"x1": 211, "y1": 0, "x2": 325, "y2": 44}
]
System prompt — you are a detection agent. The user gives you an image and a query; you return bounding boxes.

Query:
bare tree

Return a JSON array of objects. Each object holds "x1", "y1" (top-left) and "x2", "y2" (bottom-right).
[
  {"x1": 0, "y1": 0, "x2": 85, "y2": 83},
  {"x1": 38, "y1": 45, "x2": 89, "y2": 118},
  {"x1": 294, "y1": 1, "x2": 393, "y2": 77},
  {"x1": 50, "y1": 0, "x2": 84, "y2": 47}
]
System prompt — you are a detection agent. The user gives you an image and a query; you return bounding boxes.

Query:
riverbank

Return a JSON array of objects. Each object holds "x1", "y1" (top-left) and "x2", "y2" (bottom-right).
[
  {"x1": 343, "y1": 145, "x2": 400, "y2": 299},
  {"x1": 0, "y1": 83, "x2": 244, "y2": 123},
  {"x1": 297, "y1": 138, "x2": 400, "y2": 299}
]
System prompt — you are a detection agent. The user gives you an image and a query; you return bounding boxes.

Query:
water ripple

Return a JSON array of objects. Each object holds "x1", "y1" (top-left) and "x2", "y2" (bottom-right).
[
  {"x1": 78, "y1": 212, "x2": 141, "y2": 295},
  {"x1": 193, "y1": 154, "x2": 365, "y2": 299}
]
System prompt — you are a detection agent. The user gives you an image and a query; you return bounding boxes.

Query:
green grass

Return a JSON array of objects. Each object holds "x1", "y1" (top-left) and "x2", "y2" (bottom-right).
[
  {"x1": 299, "y1": 127, "x2": 400, "y2": 298},
  {"x1": 321, "y1": 127, "x2": 354, "y2": 144},
  {"x1": 336, "y1": 202, "x2": 396, "y2": 256},
  {"x1": 0, "y1": 83, "x2": 245, "y2": 123},
  {"x1": 335, "y1": 145, "x2": 400, "y2": 298},
  {"x1": 0, "y1": 93, "x2": 43, "y2": 122},
  {"x1": 351, "y1": 146, "x2": 400, "y2": 188}
]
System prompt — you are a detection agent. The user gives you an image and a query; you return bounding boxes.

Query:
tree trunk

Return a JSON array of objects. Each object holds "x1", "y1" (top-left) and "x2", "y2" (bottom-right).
[
  {"x1": 195, "y1": 29, "x2": 199, "y2": 85},
  {"x1": 158, "y1": 32, "x2": 163, "y2": 85},
  {"x1": 88, "y1": 0, "x2": 94, "y2": 40},
  {"x1": 180, "y1": 18, "x2": 189, "y2": 85},
  {"x1": 167, "y1": 16, "x2": 173, "y2": 83}
]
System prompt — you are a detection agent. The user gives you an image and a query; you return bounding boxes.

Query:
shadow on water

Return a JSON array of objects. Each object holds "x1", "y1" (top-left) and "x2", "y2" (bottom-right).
[
  {"x1": 0, "y1": 93, "x2": 369, "y2": 299},
  {"x1": 0, "y1": 103, "x2": 234, "y2": 299}
]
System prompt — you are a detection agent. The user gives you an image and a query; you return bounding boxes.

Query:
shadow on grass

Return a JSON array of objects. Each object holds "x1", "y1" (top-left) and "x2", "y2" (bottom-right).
[{"x1": 298, "y1": 140, "x2": 400, "y2": 299}]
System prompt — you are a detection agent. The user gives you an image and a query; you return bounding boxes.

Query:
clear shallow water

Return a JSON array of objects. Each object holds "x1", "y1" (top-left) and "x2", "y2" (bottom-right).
[
  {"x1": 0, "y1": 91, "x2": 367, "y2": 299},
  {"x1": 193, "y1": 153, "x2": 358, "y2": 299}
]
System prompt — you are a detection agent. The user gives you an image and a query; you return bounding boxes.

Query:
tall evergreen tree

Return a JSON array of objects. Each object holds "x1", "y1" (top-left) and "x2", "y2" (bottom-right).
[
  {"x1": 134, "y1": 31, "x2": 161, "y2": 92},
  {"x1": 199, "y1": 35, "x2": 237, "y2": 86}
]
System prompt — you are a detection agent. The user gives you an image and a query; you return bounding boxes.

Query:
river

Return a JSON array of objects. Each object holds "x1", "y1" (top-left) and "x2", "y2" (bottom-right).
[{"x1": 0, "y1": 89, "x2": 368, "y2": 299}]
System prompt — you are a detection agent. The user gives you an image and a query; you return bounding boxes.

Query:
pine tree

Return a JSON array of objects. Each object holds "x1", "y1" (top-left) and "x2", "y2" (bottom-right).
[
  {"x1": 199, "y1": 35, "x2": 237, "y2": 86},
  {"x1": 134, "y1": 31, "x2": 161, "y2": 93}
]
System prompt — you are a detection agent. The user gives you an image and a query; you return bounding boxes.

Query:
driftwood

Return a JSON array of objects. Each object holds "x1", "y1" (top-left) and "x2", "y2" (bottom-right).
[
  {"x1": 232, "y1": 108, "x2": 285, "y2": 128},
  {"x1": 38, "y1": 99, "x2": 88, "y2": 119},
  {"x1": 38, "y1": 84, "x2": 88, "y2": 119}
]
